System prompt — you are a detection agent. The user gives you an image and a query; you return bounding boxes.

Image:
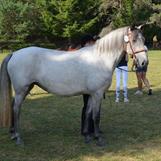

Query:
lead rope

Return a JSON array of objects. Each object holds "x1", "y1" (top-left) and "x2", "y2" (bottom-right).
[{"x1": 116, "y1": 67, "x2": 136, "y2": 72}]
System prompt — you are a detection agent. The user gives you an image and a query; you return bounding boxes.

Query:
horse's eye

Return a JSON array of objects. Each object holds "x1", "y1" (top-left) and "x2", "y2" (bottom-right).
[{"x1": 133, "y1": 39, "x2": 137, "y2": 42}]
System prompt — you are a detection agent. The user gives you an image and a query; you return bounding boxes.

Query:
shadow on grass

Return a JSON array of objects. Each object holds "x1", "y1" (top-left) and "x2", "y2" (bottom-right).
[{"x1": 0, "y1": 87, "x2": 161, "y2": 161}]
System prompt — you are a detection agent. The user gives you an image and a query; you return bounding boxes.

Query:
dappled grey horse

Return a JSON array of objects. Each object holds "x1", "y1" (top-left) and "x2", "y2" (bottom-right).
[{"x1": 0, "y1": 26, "x2": 148, "y2": 146}]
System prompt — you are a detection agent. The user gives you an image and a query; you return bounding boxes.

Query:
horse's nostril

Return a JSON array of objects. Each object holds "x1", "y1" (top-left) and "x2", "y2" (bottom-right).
[{"x1": 142, "y1": 61, "x2": 145, "y2": 66}]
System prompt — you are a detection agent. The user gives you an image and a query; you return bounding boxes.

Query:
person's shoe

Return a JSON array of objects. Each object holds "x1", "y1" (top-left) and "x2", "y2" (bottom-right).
[
  {"x1": 115, "y1": 98, "x2": 119, "y2": 103},
  {"x1": 124, "y1": 98, "x2": 129, "y2": 103},
  {"x1": 134, "y1": 90, "x2": 143, "y2": 95},
  {"x1": 148, "y1": 89, "x2": 152, "y2": 95}
]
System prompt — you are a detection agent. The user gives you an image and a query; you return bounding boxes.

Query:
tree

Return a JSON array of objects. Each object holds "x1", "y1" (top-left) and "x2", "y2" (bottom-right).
[
  {"x1": 38, "y1": 0, "x2": 101, "y2": 41},
  {"x1": 99, "y1": 0, "x2": 134, "y2": 29},
  {"x1": 0, "y1": 0, "x2": 43, "y2": 42},
  {"x1": 150, "y1": 2, "x2": 161, "y2": 27},
  {"x1": 112, "y1": 0, "x2": 134, "y2": 28},
  {"x1": 133, "y1": 0, "x2": 161, "y2": 44},
  {"x1": 0, "y1": 0, "x2": 27, "y2": 41}
]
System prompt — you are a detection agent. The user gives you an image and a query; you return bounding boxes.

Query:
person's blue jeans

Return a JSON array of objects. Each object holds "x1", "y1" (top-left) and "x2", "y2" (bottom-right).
[{"x1": 115, "y1": 66, "x2": 128, "y2": 99}]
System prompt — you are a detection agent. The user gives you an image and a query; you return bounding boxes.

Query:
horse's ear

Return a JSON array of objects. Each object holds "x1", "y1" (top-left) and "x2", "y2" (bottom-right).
[
  {"x1": 136, "y1": 22, "x2": 153, "y2": 30},
  {"x1": 136, "y1": 24, "x2": 144, "y2": 30}
]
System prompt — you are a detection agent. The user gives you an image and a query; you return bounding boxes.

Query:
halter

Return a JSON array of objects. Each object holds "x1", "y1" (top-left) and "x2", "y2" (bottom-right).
[{"x1": 124, "y1": 28, "x2": 146, "y2": 58}]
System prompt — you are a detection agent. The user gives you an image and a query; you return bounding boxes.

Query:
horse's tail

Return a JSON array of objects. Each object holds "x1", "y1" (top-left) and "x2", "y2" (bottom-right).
[{"x1": 0, "y1": 54, "x2": 13, "y2": 127}]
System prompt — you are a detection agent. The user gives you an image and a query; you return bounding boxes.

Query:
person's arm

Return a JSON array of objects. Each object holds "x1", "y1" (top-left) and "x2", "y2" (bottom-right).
[{"x1": 125, "y1": 53, "x2": 129, "y2": 62}]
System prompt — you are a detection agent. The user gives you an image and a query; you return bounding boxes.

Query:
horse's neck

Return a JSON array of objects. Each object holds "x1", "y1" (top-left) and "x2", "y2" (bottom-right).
[
  {"x1": 99, "y1": 50, "x2": 123, "y2": 72},
  {"x1": 112, "y1": 50, "x2": 124, "y2": 70},
  {"x1": 95, "y1": 28, "x2": 127, "y2": 72}
]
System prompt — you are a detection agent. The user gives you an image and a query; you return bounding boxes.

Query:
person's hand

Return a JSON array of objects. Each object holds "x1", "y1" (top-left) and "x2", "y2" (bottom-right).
[
  {"x1": 129, "y1": 54, "x2": 133, "y2": 58},
  {"x1": 131, "y1": 67, "x2": 134, "y2": 71}
]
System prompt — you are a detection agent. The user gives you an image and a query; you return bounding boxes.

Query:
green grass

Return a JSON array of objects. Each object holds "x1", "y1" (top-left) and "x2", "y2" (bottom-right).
[{"x1": 0, "y1": 50, "x2": 161, "y2": 161}]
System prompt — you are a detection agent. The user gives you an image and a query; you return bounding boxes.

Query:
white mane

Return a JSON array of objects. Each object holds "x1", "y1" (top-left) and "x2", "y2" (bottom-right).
[{"x1": 95, "y1": 26, "x2": 128, "y2": 55}]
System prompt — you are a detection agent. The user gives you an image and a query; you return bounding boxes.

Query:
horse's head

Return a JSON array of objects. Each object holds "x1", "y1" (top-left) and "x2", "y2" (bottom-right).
[{"x1": 124, "y1": 26, "x2": 148, "y2": 68}]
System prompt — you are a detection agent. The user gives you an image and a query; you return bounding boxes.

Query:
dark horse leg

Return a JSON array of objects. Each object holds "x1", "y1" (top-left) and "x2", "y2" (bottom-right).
[
  {"x1": 81, "y1": 94, "x2": 102, "y2": 137},
  {"x1": 83, "y1": 94, "x2": 104, "y2": 145},
  {"x1": 82, "y1": 95, "x2": 93, "y2": 143},
  {"x1": 81, "y1": 94, "x2": 94, "y2": 136},
  {"x1": 93, "y1": 107, "x2": 105, "y2": 146},
  {"x1": 92, "y1": 93, "x2": 105, "y2": 146},
  {"x1": 10, "y1": 84, "x2": 34, "y2": 144},
  {"x1": 9, "y1": 98, "x2": 15, "y2": 136}
]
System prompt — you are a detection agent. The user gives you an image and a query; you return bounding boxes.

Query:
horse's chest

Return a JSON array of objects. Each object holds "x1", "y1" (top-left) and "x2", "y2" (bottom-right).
[{"x1": 87, "y1": 71, "x2": 112, "y2": 92}]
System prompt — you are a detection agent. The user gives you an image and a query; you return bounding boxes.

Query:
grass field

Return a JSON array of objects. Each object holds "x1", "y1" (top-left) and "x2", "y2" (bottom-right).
[{"x1": 0, "y1": 50, "x2": 161, "y2": 161}]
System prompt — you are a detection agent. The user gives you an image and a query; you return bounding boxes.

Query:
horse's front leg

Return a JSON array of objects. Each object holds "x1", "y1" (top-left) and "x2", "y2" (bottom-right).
[
  {"x1": 83, "y1": 96, "x2": 94, "y2": 143},
  {"x1": 92, "y1": 91, "x2": 105, "y2": 146}
]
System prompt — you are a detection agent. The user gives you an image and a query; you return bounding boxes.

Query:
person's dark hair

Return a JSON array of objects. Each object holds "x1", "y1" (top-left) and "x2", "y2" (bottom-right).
[
  {"x1": 68, "y1": 43, "x2": 77, "y2": 49},
  {"x1": 93, "y1": 35, "x2": 100, "y2": 41},
  {"x1": 81, "y1": 34, "x2": 95, "y2": 47}
]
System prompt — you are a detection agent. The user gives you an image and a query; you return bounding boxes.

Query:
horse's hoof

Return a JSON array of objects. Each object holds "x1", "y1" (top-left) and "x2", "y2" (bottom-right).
[
  {"x1": 96, "y1": 137, "x2": 106, "y2": 147},
  {"x1": 84, "y1": 135, "x2": 92, "y2": 144},
  {"x1": 16, "y1": 138, "x2": 24, "y2": 146},
  {"x1": 11, "y1": 134, "x2": 17, "y2": 140},
  {"x1": 99, "y1": 130, "x2": 103, "y2": 134}
]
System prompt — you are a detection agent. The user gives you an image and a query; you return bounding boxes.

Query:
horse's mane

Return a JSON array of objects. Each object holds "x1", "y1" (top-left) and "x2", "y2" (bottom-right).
[{"x1": 95, "y1": 26, "x2": 128, "y2": 54}]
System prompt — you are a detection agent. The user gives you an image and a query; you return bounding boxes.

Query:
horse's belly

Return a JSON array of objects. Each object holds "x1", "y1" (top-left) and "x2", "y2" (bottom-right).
[{"x1": 38, "y1": 79, "x2": 86, "y2": 96}]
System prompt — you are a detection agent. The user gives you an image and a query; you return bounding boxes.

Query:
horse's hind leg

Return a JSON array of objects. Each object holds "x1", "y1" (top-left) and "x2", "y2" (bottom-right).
[
  {"x1": 11, "y1": 85, "x2": 33, "y2": 145},
  {"x1": 9, "y1": 98, "x2": 15, "y2": 134}
]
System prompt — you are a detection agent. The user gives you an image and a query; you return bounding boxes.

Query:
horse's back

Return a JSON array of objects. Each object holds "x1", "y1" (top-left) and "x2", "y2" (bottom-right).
[{"x1": 7, "y1": 46, "x2": 90, "y2": 95}]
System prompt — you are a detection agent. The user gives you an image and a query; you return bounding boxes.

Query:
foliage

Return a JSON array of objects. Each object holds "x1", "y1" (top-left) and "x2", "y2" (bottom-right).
[
  {"x1": 100, "y1": 0, "x2": 135, "y2": 28},
  {"x1": 99, "y1": 0, "x2": 161, "y2": 46},
  {"x1": 150, "y1": 3, "x2": 161, "y2": 27},
  {"x1": 113, "y1": 0, "x2": 134, "y2": 28},
  {"x1": 38, "y1": 0, "x2": 100, "y2": 40},
  {"x1": 0, "y1": 0, "x2": 27, "y2": 40},
  {"x1": 0, "y1": 0, "x2": 43, "y2": 41},
  {"x1": 99, "y1": 0, "x2": 118, "y2": 26},
  {"x1": 0, "y1": 0, "x2": 161, "y2": 48},
  {"x1": 100, "y1": 0, "x2": 161, "y2": 28},
  {"x1": 0, "y1": 0, "x2": 101, "y2": 45}
]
